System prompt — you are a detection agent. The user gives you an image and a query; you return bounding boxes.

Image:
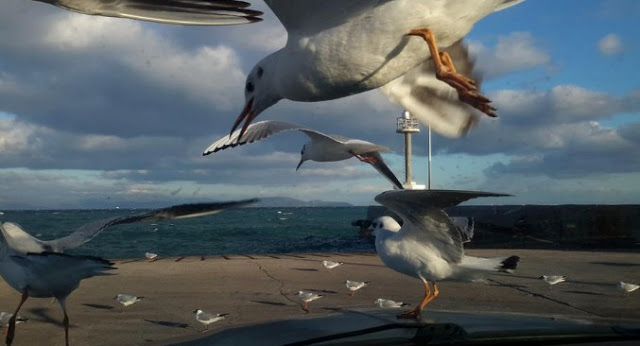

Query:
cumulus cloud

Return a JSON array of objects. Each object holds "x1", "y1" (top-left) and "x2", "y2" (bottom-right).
[
  {"x1": 468, "y1": 32, "x2": 550, "y2": 79},
  {"x1": 598, "y1": 34, "x2": 623, "y2": 56}
]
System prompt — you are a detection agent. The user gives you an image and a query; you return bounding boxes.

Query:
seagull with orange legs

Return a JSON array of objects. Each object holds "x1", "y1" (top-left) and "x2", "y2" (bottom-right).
[
  {"x1": 345, "y1": 280, "x2": 371, "y2": 296},
  {"x1": 296, "y1": 291, "x2": 323, "y2": 311},
  {"x1": 35, "y1": 0, "x2": 523, "y2": 140},
  {"x1": 368, "y1": 190, "x2": 520, "y2": 319}
]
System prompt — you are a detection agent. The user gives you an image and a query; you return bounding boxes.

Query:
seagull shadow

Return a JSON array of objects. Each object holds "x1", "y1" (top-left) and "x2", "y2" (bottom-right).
[
  {"x1": 590, "y1": 261, "x2": 640, "y2": 267},
  {"x1": 25, "y1": 308, "x2": 66, "y2": 327},
  {"x1": 144, "y1": 319, "x2": 189, "y2": 329},
  {"x1": 291, "y1": 268, "x2": 319, "y2": 272},
  {"x1": 303, "y1": 289, "x2": 338, "y2": 294},
  {"x1": 251, "y1": 300, "x2": 287, "y2": 306},
  {"x1": 81, "y1": 303, "x2": 114, "y2": 310},
  {"x1": 563, "y1": 290, "x2": 606, "y2": 296}
]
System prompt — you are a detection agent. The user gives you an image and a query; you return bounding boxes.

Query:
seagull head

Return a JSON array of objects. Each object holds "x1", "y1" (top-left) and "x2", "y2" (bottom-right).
[
  {"x1": 368, "y1": 216, "x2": 401, "y2": 237},
  {"x1": 230, "y1": 61, "x2": 283, "y2": 141}
]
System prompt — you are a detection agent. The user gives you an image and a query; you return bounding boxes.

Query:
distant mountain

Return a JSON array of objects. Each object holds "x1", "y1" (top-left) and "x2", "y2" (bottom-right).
[{"x1": 250, "y1": 197, "x2": 352, "y2": 208}]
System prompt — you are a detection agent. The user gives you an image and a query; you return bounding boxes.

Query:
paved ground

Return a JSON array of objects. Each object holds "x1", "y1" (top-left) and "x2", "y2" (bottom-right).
[{"x1": 0, "y1": 249, "x2": 638, "y2": 345}]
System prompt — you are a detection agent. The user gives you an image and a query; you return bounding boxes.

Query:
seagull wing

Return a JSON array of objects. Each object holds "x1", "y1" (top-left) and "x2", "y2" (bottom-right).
[
  {"x1": 1, "y1": 222, "x2": 52, "y2": 253},
  {"x1": 45, "y1": 199, "x2": 258, "y2": 252},
  {"x1": 204, "y1": 120, "x2": 312, "y2": 155},
  {"x1": 380, "y1": 40, "x2": 481, "y2": 138},
  {"x1": 375, "y1": 190, "x2": 511, "y2": 262},
  {"x1": 44, "y1": 0, "x2": 263, "y2": 26},
  {"x1": 264, "y1": 0, "x2": 379, "y2": 35},
  {"x1": 357, "y1": 152, "x2": 404, "y2": 190}
]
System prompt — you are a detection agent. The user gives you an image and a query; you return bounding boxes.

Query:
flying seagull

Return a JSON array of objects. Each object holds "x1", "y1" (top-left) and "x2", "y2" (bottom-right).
[
  {"x1": 204, "y1": 120, "x2": 404, "y2": 189},
  {"x1": 369, "y1": 189, "x2": 519, "y2": 319},
  {"x1": 29, "y1": 0, "x2": 263, "y2": 25},
  {"x1": 1, "y1": 199, "x2": 258, "y2": 253},
  {"x1": 33, "y1": 0, "x2": 524, "y2": 139}
]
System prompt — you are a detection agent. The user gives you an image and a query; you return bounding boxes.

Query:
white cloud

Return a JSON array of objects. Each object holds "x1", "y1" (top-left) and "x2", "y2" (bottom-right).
[
  {"x1": 598, "y1": 34, "x2": 623, "y2": 56},
  {"x1": 469, "y1": 32, "x2": 550, "y2": 79}
]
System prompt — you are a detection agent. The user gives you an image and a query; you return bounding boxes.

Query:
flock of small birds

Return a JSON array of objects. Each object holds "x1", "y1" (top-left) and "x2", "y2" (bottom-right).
[{"x1": 538, "y1": 275, "x2": 639, "y2": 297}]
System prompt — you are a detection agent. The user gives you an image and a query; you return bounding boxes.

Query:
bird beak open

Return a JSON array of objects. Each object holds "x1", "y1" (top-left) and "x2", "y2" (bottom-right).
[{"x1": 230, "y1": 98, "x2": 256, "y2": 142}]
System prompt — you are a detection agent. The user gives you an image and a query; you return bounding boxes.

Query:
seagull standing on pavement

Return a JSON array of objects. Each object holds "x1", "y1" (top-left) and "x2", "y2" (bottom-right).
[
  {"x1": 345, "y1": 280, "x2": 371, "y2": 296},
  {"x1": 369, "y1": 189, "x2": 519, "y2": 319},
  {"x1": 193, "y1": 310, "x2": 229, "y2": 331}
]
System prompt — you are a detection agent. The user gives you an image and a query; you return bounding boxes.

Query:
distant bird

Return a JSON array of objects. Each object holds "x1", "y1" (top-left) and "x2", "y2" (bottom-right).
[
  {"x1": 617, "y1": 281, "x2": 639, "y2": 296},
  {"x1": 322, "y1": 260, "x2": 344, "y2": 270},
  {"x1": 369, "y1": 189, "x2": 519, "y2": 319},
  {"x1": 540, "y1": 275, "x2": 567, "y2": 288},
  {"x1": 115, "y1": 294, "x2": 143, "y2": 307},
  {"x1": 345, "y1": 280, "x2": 371, "y2": 296},
  {"x1": 375, "y1": 298, "x2": 409, "y2": 309},
  {"x1": 0, "y1": 312, "x2": 27, "y2": 327},
  {"x1": 296, "y1": 291, "x2": 323, "y2": 311},
  {"x1": 27, "y1": 0, "x2": 263, "y2": 25},
  {"x1": 0, "y1": 199, "x2": 259, "y2": 253},
  {"x1": 145, "y1": 252, "x2": 158, "y2": 261},
  {"x1": 204, "y1": 121, "x2": 404, "y2": 189},
  {"x1": 0, "y1": 237, "x2": 114, "y2": 346},
  {"x1": 193, "y1": 310, "x2": 228, "y2": 331}
]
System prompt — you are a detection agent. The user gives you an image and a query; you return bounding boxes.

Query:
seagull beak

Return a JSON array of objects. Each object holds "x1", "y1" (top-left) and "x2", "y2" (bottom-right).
[{"x1": 230, "y1": 98, "x2": 256, "y2": 142}]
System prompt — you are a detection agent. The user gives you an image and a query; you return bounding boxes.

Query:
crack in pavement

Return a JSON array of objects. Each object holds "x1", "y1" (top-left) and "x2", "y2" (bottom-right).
[
  {"x1": 255, "y1": 262, "x2": 305, "y2": 312},
  {"x1": 488, "y1": 278, "x2": 603, "y2": 317}
]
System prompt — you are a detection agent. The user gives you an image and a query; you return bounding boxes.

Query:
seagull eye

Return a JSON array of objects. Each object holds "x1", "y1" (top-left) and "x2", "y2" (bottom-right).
[
  {"x1": 246, "y1": 81, "x2": 254, "y2": 93},
  {"x1": 257, "y1": 67, "x2": 264, "y2": 78}
]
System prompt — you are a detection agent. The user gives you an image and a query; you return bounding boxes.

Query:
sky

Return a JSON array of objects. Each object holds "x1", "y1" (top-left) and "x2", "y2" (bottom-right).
[{"x1": 0, "y1": 0, "x2": 639, "y2": 209}]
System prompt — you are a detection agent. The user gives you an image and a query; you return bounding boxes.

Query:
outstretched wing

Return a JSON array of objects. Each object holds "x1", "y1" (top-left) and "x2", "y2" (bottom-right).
[
  {"x1": 380, "y1": 40, "x2": 481, "y2": 138},
  {"x1": 40, "y1": 0, "x2": 263, "y2": 25},
  {"x1": 4, "y1": 199, "x2": 258, "y2": 253},
  {"x1": 204, "y1": 120, "x2": 313, "y2": 155},
  {"x1": 357, "y1": 152, "x2": 403, "y2": 190},
  {"x1": 375, "y1": 190, "x2": 510, "y2": 262}
]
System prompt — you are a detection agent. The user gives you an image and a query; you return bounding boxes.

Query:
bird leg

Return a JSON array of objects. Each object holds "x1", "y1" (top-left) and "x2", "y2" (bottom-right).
[
  {"x1": 355, "y1": 154, "x2": 378, "y2": 165},
  {"x1": 6, "y1": 292, "x2": 28, "y2": 346},
  {"x1": 398, "y1": 281, "x2": 432, "y2": 319},
  {"x1": 407, "y1": 28, "x2": 496, "y2": 117},
  {"x1": 59, "y1": 298, "x2": 70, "y2": 346}
]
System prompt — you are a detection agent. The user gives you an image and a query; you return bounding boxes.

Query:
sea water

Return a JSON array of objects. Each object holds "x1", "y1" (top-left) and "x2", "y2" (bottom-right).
[{"x1": 0, "y1": 207, "x2": 374, "y2": 259}]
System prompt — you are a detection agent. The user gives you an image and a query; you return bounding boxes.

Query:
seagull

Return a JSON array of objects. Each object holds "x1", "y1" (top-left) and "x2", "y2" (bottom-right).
[
  {"x1": 0, "y1": 199, "x2": 258, "y2": 253},
  {"x1": 145, "y1": 252, "x2": 159, "y2": 261},
  {"x1": 618, "y1": 281, "x2": 639, "y2": 296},
  {"x1": 322, "y1": 260, "x2": 344, "y2": 269},
  {"x1": 375, "y1": 298, "x2": 409, "y2": 309},
  {"x1": 115, "y1": 293, "x2": 144, "y2": 307},
  {"x1": 345, "y1": 280, "x2": 370, "y2": 296},
  {"x1": 37, "y1": 1, "x2": 524, "y2": 139},
  {"x1": 296, "y1": 291, "x2": 323, "y2": 311},
  {"x1": 204, "y1": 120, "x2": 404, "y2": 189},
  {"x1": 193, "y1": 310, "x2": 229, "y2": 330},
  {"x1": 369, "y1": 189, "x2": 519, "y2": 319},
  {"x1": 540, "y1": 275, "x2": 567, "y2": 288},
  {"x1": 0, "y1": 226, "x2": 115, "y2": 346},
  {"x1": 29, "y1": 0, "x2": 263, "y2": 25}
]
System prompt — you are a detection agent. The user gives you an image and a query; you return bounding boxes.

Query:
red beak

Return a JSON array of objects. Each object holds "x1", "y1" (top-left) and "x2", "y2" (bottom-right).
[{"x1": 230, "y1": 98, "x2": 257, "y2": 142}]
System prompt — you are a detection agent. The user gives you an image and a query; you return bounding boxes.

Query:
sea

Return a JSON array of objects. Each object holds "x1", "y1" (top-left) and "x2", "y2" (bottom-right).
[{"x1": 0, "y1": 207, "x2": 375, "y2": 259}]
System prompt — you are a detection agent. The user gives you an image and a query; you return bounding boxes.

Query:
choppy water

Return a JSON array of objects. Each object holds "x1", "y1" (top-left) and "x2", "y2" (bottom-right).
[{"x1": 0, "y1": 207, "x2": 374, "y2": 259}]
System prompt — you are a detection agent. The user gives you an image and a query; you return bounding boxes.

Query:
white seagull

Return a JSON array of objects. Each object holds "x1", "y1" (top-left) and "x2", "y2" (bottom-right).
[
  {"x1": 0, "y1": 199, "x2": 258, "y2": 254},
  {"x1": 375, "y1": 298, "x2": 409, "y2": 309},
  {"x1": 0, "y1": 223, "x2": 115, "y2": 346},
  {"x1": 617, "y1": 281, "x2": 639, "y2": 296},
  {"x1": 36, "y1": 0, "x2": 524, "y2": 139},
  {"x1": 29, "y1": 0, "x2": 263, "y2": 25},
  {"x1": 539, "y1": 275, "x2": 567, "y2": 288},
  {"x1": 193, "y1": 310, "x2": 229, "y2": 330},
  {"x1": 115, "y1": 293, "x2": 144, "y2": 307},
  {"x1": 369, "y1": 189, "x2": 519, "y2": 319},
  {"x1": 322, "y1": 260, "x2": 344, "y2": 270},
  {"x1": 204, "y1": 120, "x2": 404, "y2": 189},
  {"x1": 345, "y1": 280, "x2": 371, "y2": 296},
  {"x1": 296, "y1": 291, "x2": 323, "y2": 311},
  {"x1": 145, "y1": 252, "x2": 159, "y2": 261}
]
